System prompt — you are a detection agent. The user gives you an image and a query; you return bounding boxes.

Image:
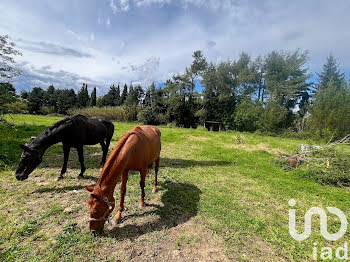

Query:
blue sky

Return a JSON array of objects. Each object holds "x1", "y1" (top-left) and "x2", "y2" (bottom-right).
[{"x1": 1, "y1": 0, "x2": 349, "y2": 95}]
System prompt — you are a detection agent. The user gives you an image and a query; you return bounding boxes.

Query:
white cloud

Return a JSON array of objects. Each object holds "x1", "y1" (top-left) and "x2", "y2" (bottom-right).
[
  {"x1": 1, "y1": 0, "x2": 350, "y2": 94},
  {"x1": 110, "y1": 0, "x2": 118, "y2": 14},
  {"x1": 119, "y1": 0, "x2": 130, "y2": 12},
  {"x1": 134, "y1": 0, "x2": 171, "y2": 8}
]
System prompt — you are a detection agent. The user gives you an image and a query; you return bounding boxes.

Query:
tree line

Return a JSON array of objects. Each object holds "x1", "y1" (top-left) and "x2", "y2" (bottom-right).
[
  {"x1": 17, "y1": 82, "x2": 144, "y2": 115},
  {"x1": 1, "y1": 35, "x2": 349, "y2": 140}
]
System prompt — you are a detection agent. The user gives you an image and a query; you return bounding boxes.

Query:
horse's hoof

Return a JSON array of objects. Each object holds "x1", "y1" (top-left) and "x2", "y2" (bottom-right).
[
  {"x1": 140, "y1": 202, "x2": 146, "y2": 208},
  {"x1": 152, "y1": 187, "x2": 157, "y2": 193},
  {"x1": 57, "y1": 175, "x2": 63, "y2": 181},
  {"x1": 77, "y1": 175, "x2": 84, "y2": 179},
  {"x1": 112, "y1": 216, "x2": 122, "y2": 225},
  {"x1": 111, "y1": 213, "x2": 122, "y2": 226}
]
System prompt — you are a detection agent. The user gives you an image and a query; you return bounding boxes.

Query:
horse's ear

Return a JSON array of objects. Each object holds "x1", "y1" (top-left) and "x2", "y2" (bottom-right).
[
  {"x1": 20, "y1": 144, "x2": 33, "y2": 152},
  {"x1": 85, "y1": 185, "x2": 94, "y2": 192}
]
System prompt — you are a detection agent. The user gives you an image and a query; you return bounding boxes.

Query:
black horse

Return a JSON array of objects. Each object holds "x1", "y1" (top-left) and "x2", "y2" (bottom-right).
[{"x1": 15, "y1": 114, "x2": 114, "y2": 181}]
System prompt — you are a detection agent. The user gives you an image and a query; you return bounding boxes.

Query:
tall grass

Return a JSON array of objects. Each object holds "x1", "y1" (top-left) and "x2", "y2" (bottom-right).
[{"x1": 68, "y1": 106, "x2": 139, "y2": 122}]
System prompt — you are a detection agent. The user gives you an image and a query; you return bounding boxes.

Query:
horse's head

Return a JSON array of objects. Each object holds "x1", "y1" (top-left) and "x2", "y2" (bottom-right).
[
  {"x1": 15, "y1": 144, "x2": 43, "y2": 181},
  {"x1": 85, "y1": 185, "x2": 115, "y2": 233}
]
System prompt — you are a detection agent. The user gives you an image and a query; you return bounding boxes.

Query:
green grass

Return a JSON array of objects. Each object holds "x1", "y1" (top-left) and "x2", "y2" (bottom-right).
[{"x1": 0, "y1": 114, "x2": 350, "y2": 261}]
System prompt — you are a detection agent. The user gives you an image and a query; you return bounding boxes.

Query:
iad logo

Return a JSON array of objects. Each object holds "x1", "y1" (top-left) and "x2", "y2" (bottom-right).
[
  {"x1": 288, "y1": 199, "x2": 347, "y2": 241},
  {"x1": 288, "y1": 199, "x2": 348, "y2": 260}
]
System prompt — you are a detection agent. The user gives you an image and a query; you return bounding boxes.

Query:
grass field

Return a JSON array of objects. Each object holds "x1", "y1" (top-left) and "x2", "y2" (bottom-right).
[{"x1": 1, "y1": 114, "x2": 350, "y2": 261}]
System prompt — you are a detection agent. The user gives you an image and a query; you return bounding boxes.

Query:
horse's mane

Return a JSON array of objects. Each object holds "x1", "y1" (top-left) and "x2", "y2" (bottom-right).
[
  {"x1": 32, "y1": 115, "x2": 87, "y2": 146},
  {"x1": 97, "y1": 127, "x2": 142, "y2": 187}
]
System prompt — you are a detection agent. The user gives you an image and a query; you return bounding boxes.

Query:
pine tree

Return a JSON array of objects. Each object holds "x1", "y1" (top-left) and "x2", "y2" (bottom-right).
[
  {"x1": 125, "y1": 83, "x2": 134, "y2": 105},
  {"x1": 125, "y1": 83, "x2": 144, "y2": 106},
  {"x1": 77, "y1": 83, "x2": 89, "y2": 108},
  {"x1": 27, "y1": 87, "x2": 45, "y2": 114},
  {"x1": 309, "y1": 80, "x2": 350, "y2": 139},
  {"x1": 57, "y1": 89, "x2": 77, "y2": 114},
  {"x1": 317, "y1": 55, "x2": 345, "y2": 90},
  {"x1": 44, "y1": 85, "x2": 57, "y2": 108},
  {"x1": 262, "y1": 50, "x2": 311, "y2": 130},
  {"x1": 104, "y1": 84, "x2": 119, "y2": 106},
  {"x1": 201, "y1": 63, "x2": 219, "y2": 122}
]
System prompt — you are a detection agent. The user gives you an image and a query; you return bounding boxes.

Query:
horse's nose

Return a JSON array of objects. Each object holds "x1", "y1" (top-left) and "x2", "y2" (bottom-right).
[{"x1": 15, "y1": 172, "x2": 28, "y2": 181}]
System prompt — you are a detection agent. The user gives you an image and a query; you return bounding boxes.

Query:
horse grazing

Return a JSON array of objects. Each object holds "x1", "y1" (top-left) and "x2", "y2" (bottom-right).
[
  {"x1": 85, "y1": 125, "x2": 161, "y2": 233},
  {"x1": 15, "y1": 114, "x2": 114, "y2": 181}
]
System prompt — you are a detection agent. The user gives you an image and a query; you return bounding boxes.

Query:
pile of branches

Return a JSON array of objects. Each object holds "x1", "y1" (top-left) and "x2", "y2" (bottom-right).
[{"x1": 284, "y1": 134, "x2": 350, "y2": 168}]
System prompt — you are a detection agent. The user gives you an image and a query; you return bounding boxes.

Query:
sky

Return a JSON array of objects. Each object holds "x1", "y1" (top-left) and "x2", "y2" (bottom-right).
[{"x1": 1, "y1": 0, "x2": 350, "y2": 95}]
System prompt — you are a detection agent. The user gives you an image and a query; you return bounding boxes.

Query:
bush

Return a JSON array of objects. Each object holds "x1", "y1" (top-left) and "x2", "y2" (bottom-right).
[
  {"x1": 138, "y1": 107, "x2": 167, "y2": 125},
  {"x1": 234, "y1": 98, "x2": 263, "y2": 132},
  {"x1": 40, "y1": 106, "x2": 55, "y2": 115},
  {"x1": 261, "y1": 101, "x2": 289, "y2": 133},
  {"x1": 5, "y1": 100, "x2": 28, "y2": 114},
  {"x1": 281, "y1": 130, "x2": 314, "y2": 140},
  {"x1": 196, "y1": 125, "x2": 207, "y2": 131},
  {"x1": 68, "y1": 106, "x2": 139, "y2": 122}
]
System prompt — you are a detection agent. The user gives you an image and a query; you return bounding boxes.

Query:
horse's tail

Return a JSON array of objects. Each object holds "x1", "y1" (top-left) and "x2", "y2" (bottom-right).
[{"x1": 100, "y1": 119, "x2": 114, "y2": 141}]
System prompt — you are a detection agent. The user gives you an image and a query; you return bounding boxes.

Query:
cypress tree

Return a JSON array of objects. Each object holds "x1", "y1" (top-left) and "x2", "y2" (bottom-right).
[
  {"x1": 90, "y1": 87, "x2": 97, "y2": 106},
  {"x1": 120, "y1": 84, "x2": 128, "y2": 105}
]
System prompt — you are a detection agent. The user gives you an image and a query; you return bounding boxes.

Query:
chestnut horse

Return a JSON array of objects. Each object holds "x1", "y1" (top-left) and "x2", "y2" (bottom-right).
[{"x1": 85, "y1": 125, "x2": 161, "y2": 233}]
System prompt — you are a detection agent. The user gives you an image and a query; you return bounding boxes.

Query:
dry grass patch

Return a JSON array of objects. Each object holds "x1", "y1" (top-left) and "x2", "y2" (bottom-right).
[
  {"x1": 187, "y1": 135, "x2": 210, "y2": 141},
  {"x1": 224, "y1": 143, "x2": 285, "y2": 155}
]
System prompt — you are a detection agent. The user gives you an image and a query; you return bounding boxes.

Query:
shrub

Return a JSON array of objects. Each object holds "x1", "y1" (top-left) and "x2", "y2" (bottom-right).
[
  {"x1": 68, "y1": 106, "x2": 138, "y2": 122},
  {"x1": 234, "y1": 98, "x2": 263, "y2": 132},
  {"x1": 196, "y1": 125, "x2": 207, "y2": 131},
  {"x1": 281, "y1": 130, "x2": 314, "y2": 140},
  {"x1": 138, "y1": 107, "x2": 167, "y2": 125},
  {"x1": 40, "y1": 106, "x2": 55, "y2": 115},
  {"x1": 261, "y1": 100, "x2": 289, "y2": 133},
  {"x1": 5, "y1": 101, "x2": 28, "y2": 114}
]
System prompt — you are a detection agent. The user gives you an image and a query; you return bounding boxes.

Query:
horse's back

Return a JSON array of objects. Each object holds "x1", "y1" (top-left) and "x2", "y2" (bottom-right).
[
  {"x1": 66, "y1": 115, "x2": 114, "y2": 145},
  {"x1": 122, "y1": 126, "x2": 161, "y2": 169}
]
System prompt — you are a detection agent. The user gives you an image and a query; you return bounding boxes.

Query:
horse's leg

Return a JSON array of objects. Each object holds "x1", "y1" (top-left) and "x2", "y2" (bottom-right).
[
  {"x1": 103, "y1": 135, "x2": 112, "y2": 166},
  {"x1": 99, "y1": 141, "x2": 107, "y2": 167},
  {"x1": 105, "y1": 132, "x2": 112, "y2": 149},
  {"x1": 114, "y1": 170, "x2": 128, "y2": 223},
  {"x1": 139, "y1": 168, "x2": 147, "y2": 207},
  {"x1": 77, "y1": 145, "x2": 86, "y2": 179},
  {"x1": 57, "y1": 144, "x2": 70, "y2": 181},
  {"x1": 152, "y1": 157, "x2": 160, "y2": 193}
]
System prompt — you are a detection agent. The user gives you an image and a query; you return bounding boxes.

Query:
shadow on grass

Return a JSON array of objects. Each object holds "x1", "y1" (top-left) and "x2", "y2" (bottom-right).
[
  {"x1": 39, "y1": 145, "x2": 106, "y2": 170},
  {"x1": 34, "y1": 185, "x2": 85, "y2": 193},
  {"x1": 1, "y1": 122, "x2": 108, "y2": 171},
  {"x1": 106, "y1": 180, "x2": 201, "y2": 241},
  {"x1": 160, "y1": 157, "x2": 230, "y2": 168}
]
